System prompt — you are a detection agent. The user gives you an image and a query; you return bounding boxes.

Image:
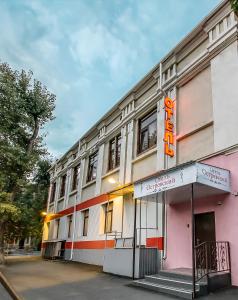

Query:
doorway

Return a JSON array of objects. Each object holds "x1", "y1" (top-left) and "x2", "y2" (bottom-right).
[
  {"x1": 195, "y1": 212, "x2": 216, "y2": 270},
  {"x1": 195, "y1": 212, "x2": 216, "y2": 245}
]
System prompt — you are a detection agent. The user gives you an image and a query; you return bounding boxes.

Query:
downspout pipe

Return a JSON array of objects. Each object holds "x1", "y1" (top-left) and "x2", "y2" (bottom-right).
[
  {"x1": 70, "y1": 193, "x2": 77, "y2": 261},
  {"x1": 132, "y1": 197, "x2": 137, "y2": 280},
  {"x1": 157, "y1": 76, "x2": 168, "y2": 264}
]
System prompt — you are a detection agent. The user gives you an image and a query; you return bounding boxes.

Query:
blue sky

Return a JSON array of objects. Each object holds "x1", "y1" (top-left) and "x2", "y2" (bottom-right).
[{"x1": 0, "y1": 0, "x2": 220, "y2": 158}]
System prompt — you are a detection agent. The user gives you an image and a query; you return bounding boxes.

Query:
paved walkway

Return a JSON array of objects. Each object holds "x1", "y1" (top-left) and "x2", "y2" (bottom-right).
[{"x1": 0, "y1": 257, "x2": 238, "y2": 300}]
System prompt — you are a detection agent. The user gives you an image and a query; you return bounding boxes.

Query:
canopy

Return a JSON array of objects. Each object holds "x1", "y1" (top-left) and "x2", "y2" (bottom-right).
[{"x1": 134, "y1": 162, "x2": 230, "y2": 203}]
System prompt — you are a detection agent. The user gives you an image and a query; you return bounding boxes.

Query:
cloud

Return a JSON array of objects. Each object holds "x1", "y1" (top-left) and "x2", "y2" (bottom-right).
[
  {"x1": 0, "y1": 0, "x2": 221, "y2": 158},
  {"x1": 69, "y1": 23, "x2": 140, "y2": 79}
]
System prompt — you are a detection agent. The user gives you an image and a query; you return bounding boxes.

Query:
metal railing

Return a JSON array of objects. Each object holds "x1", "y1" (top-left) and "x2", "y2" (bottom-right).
[{"x1": 195, "y1": 241, "x2": 231, "y2": 282}]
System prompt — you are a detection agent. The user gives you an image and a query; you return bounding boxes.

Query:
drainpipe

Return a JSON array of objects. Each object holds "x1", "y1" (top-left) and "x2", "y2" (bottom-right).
[
  {"x1": 70, "y1": 192, "x2": 77, "y2": 260},
  {"x1": 132, "y1": 197, "x2": 137, "y2": 279},
  {"x1": 191, "y1": 183, "x2": 196, "y2": 298},
  {"x1": 157, "y1": 76, "x2": 169, "y2": 264}
]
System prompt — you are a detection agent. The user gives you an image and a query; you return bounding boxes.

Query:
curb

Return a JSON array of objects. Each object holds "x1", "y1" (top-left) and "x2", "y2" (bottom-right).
[{"x1": 0, "y1": 271, "x2": 23, "y2": 300}]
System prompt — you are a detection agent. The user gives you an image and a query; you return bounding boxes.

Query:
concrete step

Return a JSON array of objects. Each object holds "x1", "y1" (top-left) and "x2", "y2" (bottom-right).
[
  {"x1": 144, "y1": 274, "x2": 199, "y2": 290},
  {"x1": 133, "y1": 279, "x2": 195, "y2": 299},
  {"x1": 157, "y1": 270, "x2": 194, "y2": 281}
]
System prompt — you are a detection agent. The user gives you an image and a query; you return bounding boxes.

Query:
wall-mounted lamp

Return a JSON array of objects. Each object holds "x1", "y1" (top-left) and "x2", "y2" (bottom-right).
[{"x1": 108, "y1": 177, "x2": 117, "y2": 184}]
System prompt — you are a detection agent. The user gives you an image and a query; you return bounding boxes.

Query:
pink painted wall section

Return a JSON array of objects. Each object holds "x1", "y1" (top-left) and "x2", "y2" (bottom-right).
[{"x1": 164, "y1": 151, "x2": 238, "y2": 286}]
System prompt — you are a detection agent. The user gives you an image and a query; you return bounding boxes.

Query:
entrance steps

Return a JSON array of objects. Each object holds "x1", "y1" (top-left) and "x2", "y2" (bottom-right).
[{"x1": 131, "y1": 269, "x2": 208, "y2": 299}]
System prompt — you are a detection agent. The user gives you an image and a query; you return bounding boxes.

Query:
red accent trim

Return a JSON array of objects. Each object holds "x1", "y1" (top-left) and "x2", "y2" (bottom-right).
[
  {"x1": 146, "y1": 237, "x2": 164, "y2": 250},
  {"x1": 48, "y1": 194, "x2": 109, "y2": 220},
  {"x1": 76, "y1": 194, "x2": 109, "y2": 211},
  {"x1": 41, "y1": 242, "x2": 46, "y2": 249},
  {"x1": 59, "y1": 206, "x2": 74, "y2": 216},
  {"x1": 65, "y1": 240, "x2": 115, "y2": 250}
]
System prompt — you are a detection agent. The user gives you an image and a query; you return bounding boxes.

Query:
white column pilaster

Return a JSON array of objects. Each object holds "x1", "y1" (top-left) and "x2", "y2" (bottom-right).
[
  {"x1": 64, "y1": 168, "x2": 72, "y2": 208},
  {"x1": 77, "y1": 158, "x2": 85, "y2": 202},
  {"x1": 47, "y1": 184, "x2": 52, "y2": 212},
  {"x1": 125, "y1": 120, "x2": 134, "y2": 184},
  {"x1": 95, "y1": 143, "x2": 105, "y2": 195},
  {"x1": 119, "y1": 125, "x2": 127, "y2": 185},
  {"x1": 54, "y1": 177, "x2": 61, "y2": 213}
]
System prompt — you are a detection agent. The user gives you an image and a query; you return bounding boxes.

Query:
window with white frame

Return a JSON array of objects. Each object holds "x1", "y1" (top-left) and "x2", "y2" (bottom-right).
[
  {"x1": 82, "y1": 209, "x2": 89, "y2": 236},
  {"x1": 71, "y1": 164, "x2": 80, "y2": 191},
  {"x1": 87, "y1": 152, "x2": 98, "y2": 182},
  {"x1": 104, "y1": 202, "x2": 113, "y2": 233},
  {"x1": 67, "y1": 215, "x2": 73, "y2": 238}
]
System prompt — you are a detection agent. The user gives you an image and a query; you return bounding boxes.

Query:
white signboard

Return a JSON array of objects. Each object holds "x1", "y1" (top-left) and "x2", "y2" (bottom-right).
[
  {"x1": 134, "y1": 162, "x2": 230, "y2": 198},
  {"x1": 196, "y1": 163, "x2": 230, "y2": 192}
]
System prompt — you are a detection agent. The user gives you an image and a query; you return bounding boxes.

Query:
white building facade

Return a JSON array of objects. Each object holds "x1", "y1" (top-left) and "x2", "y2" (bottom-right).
[{"x1": 42, "y1": 1, "x2": 238, "y2": 294}]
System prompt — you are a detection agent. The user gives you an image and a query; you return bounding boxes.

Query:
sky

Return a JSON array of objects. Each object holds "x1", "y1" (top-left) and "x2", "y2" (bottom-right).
[{"x1": 0, "y1": 0, "x2": 221, "y2": 158}]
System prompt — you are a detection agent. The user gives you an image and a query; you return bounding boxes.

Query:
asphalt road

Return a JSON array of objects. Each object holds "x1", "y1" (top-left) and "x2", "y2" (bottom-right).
[{"x1": 1, "y1": 258, "x2": 238, "y2": 300}]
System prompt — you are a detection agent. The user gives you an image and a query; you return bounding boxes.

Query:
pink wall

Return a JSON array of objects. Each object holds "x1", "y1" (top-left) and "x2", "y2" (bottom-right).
[{"x1": 164, "y1": 152, "x2": 238, "y2": 286}]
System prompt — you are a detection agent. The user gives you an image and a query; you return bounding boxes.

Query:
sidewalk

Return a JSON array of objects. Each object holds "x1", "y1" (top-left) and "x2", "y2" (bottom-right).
[
  {"x1": 1, "y1": 257, "x2": 238, "y2": 300},
  {"x1": 0, "y1": 281, "x2": 12, "y2": 300}
]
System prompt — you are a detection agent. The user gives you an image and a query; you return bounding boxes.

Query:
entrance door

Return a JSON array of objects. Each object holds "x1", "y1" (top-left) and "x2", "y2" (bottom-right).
[
  {"x1": 195, "y1": 212, "x2": 216, "y2": 270},
  {"x1": 195, "y1": 212, "x2": 216, "y2": 245}
]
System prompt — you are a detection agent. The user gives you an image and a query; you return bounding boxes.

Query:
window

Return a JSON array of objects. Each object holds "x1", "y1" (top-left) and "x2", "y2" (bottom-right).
[
  {"x1": 108, "y1": 134, "x2": 121, "y2": 171},
  {"x1": 55, "y1": 219, "x2": 60, "y2": 239},
  {"x1": 67, "y1": 215, "x2": 73, "y2": 238},
  {"x1": 87, "y1": 152, "x2": 98, "y2": 182},
  {"x1": 83, "y1": 209, "x2": 89, "y2": 236},
  {"x1": 60, "y1": 174, "x2": 67, "y2": 198},
  {"x1": 138, "y1": 110, "x2": 157, "y2": 154},
  {"x1": 50, "y1": 182, "x2": 56, "y2": 203},
  {"x1": 104, "y1": 202, "x2": 113, "y2": 233},
  {"x1": 71, "y1": 164, "x2": 80, "y2": 191},
  {"x1": 46, "y1": 222, "x2": 50, "y2": 239}
]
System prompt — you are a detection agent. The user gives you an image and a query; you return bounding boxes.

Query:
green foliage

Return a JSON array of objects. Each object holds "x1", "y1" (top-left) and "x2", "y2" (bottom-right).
[
  {"x1": 0, "y1": 62, "x2": 55, "y2": 194},
  {"x1": 15, "y1": 159, "x2": 51, "y2": 242},
  {"x1": 0, "y1": 61, "x2": 55, "y2": 254},
  {"x1": 0, "y1": 202, "x2": 21, "y2": 224},
  {"x1": 230, "y1": 0, "x2": 238, "y2": 13}
]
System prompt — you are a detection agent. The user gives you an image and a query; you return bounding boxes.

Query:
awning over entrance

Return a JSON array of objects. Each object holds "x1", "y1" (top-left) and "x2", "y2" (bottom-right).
[{"x1": 134, "y1": 162, "x2": 231, "y2": 203}]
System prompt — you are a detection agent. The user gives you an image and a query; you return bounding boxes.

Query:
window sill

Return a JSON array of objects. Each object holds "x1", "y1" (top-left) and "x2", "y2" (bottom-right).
[
  {"x1": 57, "y1": 197, "x2": 65, "y2": 202},
  {"x1": 69, "y1": 190, "x2": 77, "y2": 197},
  {"x1": 102, "y1": 167, "x2": 120, "y2": 179},
  {"x1": 133, "y1": 146, "x2": 157, "y2": 164},
  {"x1": 82, "y1": 179, "x2": 96, "y2": 189}
]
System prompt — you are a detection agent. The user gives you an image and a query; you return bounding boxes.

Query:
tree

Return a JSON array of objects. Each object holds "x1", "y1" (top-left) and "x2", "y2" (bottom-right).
[
  {"x1": 0, "y1": 62, "x2": 55, "y2": 197},
  {"x1": 14, "y1": 159, "x2": 51, "y2": 249},
  {"x1": 0, "y1": 62, "x2": 55, "y2": 262},
  {"x1": 0, "y1": 202, "x2": 21, "y2": 263},
  {"x1": 230, "y1": 0, "x2": 238, "y2": 18}
]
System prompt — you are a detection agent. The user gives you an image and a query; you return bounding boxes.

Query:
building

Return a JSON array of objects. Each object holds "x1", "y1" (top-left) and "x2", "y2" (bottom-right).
[{"x1": 42, "y1": 1, "x2": 238, "y2": 298}]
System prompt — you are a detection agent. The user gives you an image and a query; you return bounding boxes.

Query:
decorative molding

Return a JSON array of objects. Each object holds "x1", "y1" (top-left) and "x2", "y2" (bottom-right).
[{"x1": 176, "y1": 121, "x2": 214, "y2": 141}]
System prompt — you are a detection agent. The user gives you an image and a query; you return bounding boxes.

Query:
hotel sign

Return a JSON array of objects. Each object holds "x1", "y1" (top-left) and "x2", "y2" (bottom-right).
[
  {"x1": 164, "y1": 97, "x2": 175, "y2": 157},
  {"x1": 134, "y1": 162, "x2": 230, "y2": 198}
]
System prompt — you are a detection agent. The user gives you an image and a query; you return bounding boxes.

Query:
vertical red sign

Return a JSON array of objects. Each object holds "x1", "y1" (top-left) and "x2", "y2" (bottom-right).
[{"x1": 164, "y1": 97, "x2": 174, "y2": 157}]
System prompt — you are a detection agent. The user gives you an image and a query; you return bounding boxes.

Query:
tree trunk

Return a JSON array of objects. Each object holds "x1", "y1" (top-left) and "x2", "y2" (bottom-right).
[
  {"x1": 26, "y1": 118, "x2": 39, "y2": 155},
  {"x1": 0, "y1": 223, "x2": 5, "y2": 264}
]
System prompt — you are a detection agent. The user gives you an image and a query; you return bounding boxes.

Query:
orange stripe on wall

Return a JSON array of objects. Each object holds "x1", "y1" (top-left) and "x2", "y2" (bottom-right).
[
  {"x1": 146, "y1": 237, "x2": 164, "y2": 250},
  {"x1": 41, "y1": 242, "x2": 46, "y2": 249},
  {"x1": 47, "y1": 194, "x2": 110, "y2": 221},
  {"x1": 76, "y1": 194, "x2": 109, "y2": 211},
  {"x1": 65, "y1": 240, "x2": 115, "y2": 250}
]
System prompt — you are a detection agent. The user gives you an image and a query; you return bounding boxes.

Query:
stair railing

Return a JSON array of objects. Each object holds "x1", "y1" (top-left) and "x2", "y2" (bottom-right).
[{"x1": 195, "y1": 241, "x2": 231, "y2": 282}]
